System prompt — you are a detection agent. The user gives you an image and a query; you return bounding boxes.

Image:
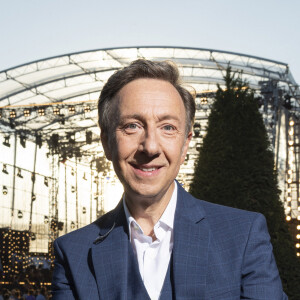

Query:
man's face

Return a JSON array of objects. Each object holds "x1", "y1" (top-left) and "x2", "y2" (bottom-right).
[{"x1": 102, "y1": 78, "x2": 192, "y2": 202}]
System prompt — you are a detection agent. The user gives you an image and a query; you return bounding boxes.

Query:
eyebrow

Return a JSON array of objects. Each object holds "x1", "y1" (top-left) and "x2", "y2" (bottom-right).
[{"x1": 119, "y1": 114, "x2": 181, "y2": 123}]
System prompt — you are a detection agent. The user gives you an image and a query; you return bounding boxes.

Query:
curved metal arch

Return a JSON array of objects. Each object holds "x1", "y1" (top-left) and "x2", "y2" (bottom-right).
[
  {"x1": 1, "y1": 46, "x2": 289, "y2": 74},
  {"x1": 0, "y1": 67, "x2": 119, "y2": 103},
  {"x1": 0, "y1": 48, "x2": 296, "y2": 108},
  {"x1": 0, "y1": 46, "x2": 293, "y2": 84}
]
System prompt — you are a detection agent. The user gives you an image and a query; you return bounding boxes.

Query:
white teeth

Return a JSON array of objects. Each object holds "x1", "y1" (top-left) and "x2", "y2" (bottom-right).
[{"x1": 141, "y1": 167, "x2": 157, "y2": 172}]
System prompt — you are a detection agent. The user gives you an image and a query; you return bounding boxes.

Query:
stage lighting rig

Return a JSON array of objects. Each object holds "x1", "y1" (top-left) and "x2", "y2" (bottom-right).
[
  {"x1": 2, "y1": 186, "x2": 8, "y2": 195},
  {"x1": 53, "y1": 107, "x2": 60, "y2": 115},
  {"x1": 23, "y1": 108, "x2": 31, "y2": 117},
  {"x1": 84, "y1": 106, "x2": 91, "y2": 113},
  {"x1": 193, "y1": 123, "x2": 201, "y2": 138},
  {"x1": 17, "y1": 210, "x2": 23, "y2": 219},
  {"x1": 17, "y1": 168, "x2": 23, "y2": 178},
  {"x1": 20, "y1": 135, "x2": 26, "y2": 148},
  {"x1": 86, "y1": 131, "x2": 93, "y2": 144},
  {"x1": 69, "y1": 106, "x2": 75, "y2": 114},
  {"x1": 2, "y1": 164, "x2": 8, "y2": 174},
  {"x1": 9, "y1": 109, "x2": 16, "y2": 118},
  {"x1": 38, "y1": 108, "x2": 45, "y2": 116},
  {"x1": 36, "y1": 134, "x2": 43, "y2": 148},
  {"x1": 3, "y1": 136, "x2": 10, "y2": 147}
]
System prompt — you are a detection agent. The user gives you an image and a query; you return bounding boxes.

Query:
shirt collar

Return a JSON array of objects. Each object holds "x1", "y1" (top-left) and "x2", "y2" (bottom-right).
[{"x1": 123, "y1": 181, "x2": 178, "y2": 236}]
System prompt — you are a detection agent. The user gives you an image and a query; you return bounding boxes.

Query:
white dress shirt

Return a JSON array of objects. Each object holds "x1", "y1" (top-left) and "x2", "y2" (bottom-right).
[{"x1": 123, "y1": 183, "x2": 177, "y2": 300}]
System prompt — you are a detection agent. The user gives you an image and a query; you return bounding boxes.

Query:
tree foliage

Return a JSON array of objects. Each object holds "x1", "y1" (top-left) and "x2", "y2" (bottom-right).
[{"x1": 190, "y1": 68, "x2": 300, "y2": 298}]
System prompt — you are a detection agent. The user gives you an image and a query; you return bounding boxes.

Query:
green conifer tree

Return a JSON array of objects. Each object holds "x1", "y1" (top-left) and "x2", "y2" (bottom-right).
[{"x1": 190, "y1": 68, "x2": 300, "y2": 299}]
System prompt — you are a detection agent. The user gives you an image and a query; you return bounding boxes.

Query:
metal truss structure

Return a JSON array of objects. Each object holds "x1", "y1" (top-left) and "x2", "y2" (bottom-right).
[{"x1": 0, "y1": 47, "x2": 300, "y2": 257}]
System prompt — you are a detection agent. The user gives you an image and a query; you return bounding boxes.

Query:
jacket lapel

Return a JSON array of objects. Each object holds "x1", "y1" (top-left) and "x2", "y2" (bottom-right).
[
  {"x1": 172, "y1": 183, "x2": 210, "y2": 299},
  {"x1": 91, "y1": 201, "x2": 129, "y2": 300}
]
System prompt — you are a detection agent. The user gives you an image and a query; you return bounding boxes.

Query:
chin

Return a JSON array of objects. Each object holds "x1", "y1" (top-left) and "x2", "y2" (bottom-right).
[{"x1": 126, "y1": 181, "x2": 174, "y2": 199}]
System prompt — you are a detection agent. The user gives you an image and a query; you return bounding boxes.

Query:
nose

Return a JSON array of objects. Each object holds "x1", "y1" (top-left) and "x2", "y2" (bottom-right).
[{"x1": 139, "y1": 128, "x2": 160, "y2": 157}]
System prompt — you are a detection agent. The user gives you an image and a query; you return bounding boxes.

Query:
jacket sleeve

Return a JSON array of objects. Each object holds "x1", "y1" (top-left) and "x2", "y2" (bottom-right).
[
  {"x1": 241, "y1": 213, "x2": 288, "y2": 300},
  {"x1": 51, "y1": 239, "x2": 77, "y2": 300}
]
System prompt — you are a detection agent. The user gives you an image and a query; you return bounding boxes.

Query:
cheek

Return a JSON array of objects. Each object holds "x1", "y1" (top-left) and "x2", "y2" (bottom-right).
[{"x1": 114, "y1": 137, "x2": 137, "y2": 161}]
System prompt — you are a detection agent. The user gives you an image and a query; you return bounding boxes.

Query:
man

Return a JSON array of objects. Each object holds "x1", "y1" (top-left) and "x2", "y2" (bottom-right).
[{"x1": 52, "y1": 59, "x2": 287, "y2": 299}]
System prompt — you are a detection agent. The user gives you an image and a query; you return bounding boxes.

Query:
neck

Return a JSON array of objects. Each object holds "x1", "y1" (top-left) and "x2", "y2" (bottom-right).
[{"x1": 125, "y1": 181, "x2": 175, "y2": 236}]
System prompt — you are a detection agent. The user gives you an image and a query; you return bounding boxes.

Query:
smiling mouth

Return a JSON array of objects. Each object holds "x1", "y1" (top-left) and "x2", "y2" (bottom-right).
[
  {"x1": 139, "y1": 167, "x2": 158, "y2": 172},
  {"x1": 130, "y1": 164, "x2": 162, "y2": 174}
]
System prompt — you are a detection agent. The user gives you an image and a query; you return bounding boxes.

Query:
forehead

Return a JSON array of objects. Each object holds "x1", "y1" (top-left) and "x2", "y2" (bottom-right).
[{"x1": 117, "y1": 78, "x2": 185, "y2": 116}]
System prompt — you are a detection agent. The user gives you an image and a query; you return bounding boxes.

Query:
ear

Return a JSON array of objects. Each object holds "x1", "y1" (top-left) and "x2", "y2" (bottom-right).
[
  {"x1": 180, "y1": 131, "x2": 192, "y2": 164},
  {"x1": 100, "y1": 132, "x2": 112, "y2": 161}
]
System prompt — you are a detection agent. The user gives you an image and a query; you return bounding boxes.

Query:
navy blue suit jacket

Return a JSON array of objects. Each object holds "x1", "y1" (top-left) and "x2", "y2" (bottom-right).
[{"x1": 52, "y1": 183, "x2": 287, "y2": 299}]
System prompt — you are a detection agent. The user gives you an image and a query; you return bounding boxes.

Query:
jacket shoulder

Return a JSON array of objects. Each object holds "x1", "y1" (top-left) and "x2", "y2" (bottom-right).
[{"x1": 54, "y1": 208, "x2": 116, "y2": 246}]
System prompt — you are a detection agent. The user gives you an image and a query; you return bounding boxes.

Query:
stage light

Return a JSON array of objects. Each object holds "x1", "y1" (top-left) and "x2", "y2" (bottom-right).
[
  {"x1": 93, "y1": 176, "x2": 99, "y2": 184},
  {"x1": 84, "y1": 106, "x2": 91, "y2": 113},
  {"x1": 2, "y1": 186, "x2": 8, "y2": 195},
  {"x1": 31, "y1": 194, "x2": 36, "y2": 201},
  {"x1": 53, "y1": 107, "x2": 60, "y2": 115},
  {"x1": 17, "y1": 210, "x2": 23, "y2": 219},
  {"x1": 58, "y1": 222, "x2": 64, "y2": 231},
  {"x1": 38, "y1": 108, "x2": 45, "y2": 116},
  {"x1": 287, "y1": 196, "x2": 292, "y2": 202},
  {"x1": 286, "y1": 216, "x2": 291, "y2": 221},
  {"x1": 34, "y1": 134, "x2": 42, "y2": 149},
  {"x1": 71, "y1": 168, "x2": 75, "y2": 176},
  {"x1": 83, "y1": 172, "x2": 87, "y2": 180},
  {"x1": 9, "y1": 110, "x2": 16, "y2": 118},
  {"x1": 20, "y1": 136, "x2": 26, "y2": 148},
  {"x1": 297, "y1": 225, "x2": 300, "y2": 230},
  {"x1": 2, "y1": 164, "x2": 8, "y2": 174},
  {"x1": 3, "y1": 136, "x2": 10, "y2": 147},
  {"x1": 17, "y1": 168, "x2": 23, "y2": 178},
  {"x1": 82, "y1": 207, "x2": 86, "y2": 214},
  {"x1": 200, "y1": 97, "x2": 208, "y2": 105},
  {"x1": 297, "y1": 234, "x2": 300, "y2": 239},
  {"x1": 71, "y1": 186, "x2": 76, "y2": 193},
  {"x1": 71, "y1": 221, "x2": 76, "y2": 229},
  {"x1": 44, "y1": 177, "x2": 48, "y2": 186},
  {"x1": 31, "y1": 233, "x2": 36, "y2": 241},
  {"x1": 69, "y1": 106, "x2": 75, "y2": 114},
  {"x1": 289, "y1": 120, "x2": 295, "y2": 126},
  {"x1": 284, "y1": 95, "x2": 292, "y2": 109},
  {"x1": 86, "y1": 131, "x2": 92, "y2": 144},
  {"x1": 193, "y1": 123, "x2": 201, "y2": 138},
  {"x1": 24, "y1": 108, "x2": 31, "y2": 117},
  {"x1": 50, "y1": 133, "x2": 59, "y2": 148},
  {"x1": 44, "y1": 216, "x2": 49, "y2": 224}
]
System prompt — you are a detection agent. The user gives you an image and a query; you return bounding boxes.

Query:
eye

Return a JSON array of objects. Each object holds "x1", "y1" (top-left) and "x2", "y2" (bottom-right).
[
  {"x1": 162, "y1": 124, "x2": 175, "y2": 131},
  {"x1": 122, "y1": 122, "x2": 141, "y2": 133},
  {"x1": 126, "y1": 123, "x2": 138, "y2": 129}
]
